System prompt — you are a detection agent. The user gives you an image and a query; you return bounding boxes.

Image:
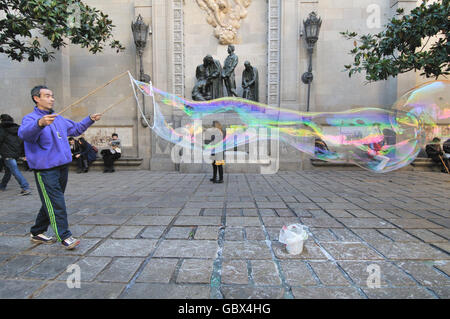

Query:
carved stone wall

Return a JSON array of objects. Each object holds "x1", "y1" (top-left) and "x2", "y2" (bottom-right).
[
  {"x1": 267, "y1": 0, "x2": 281, "y2": 107},
  {"x1": 172, "y1": 0, "x2": 184, "y2": 97}
]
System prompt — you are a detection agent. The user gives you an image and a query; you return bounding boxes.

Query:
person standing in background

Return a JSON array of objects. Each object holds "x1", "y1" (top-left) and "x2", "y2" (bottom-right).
[{"x1": 0, "y1": 114, "x2": 31, "y2": 195}]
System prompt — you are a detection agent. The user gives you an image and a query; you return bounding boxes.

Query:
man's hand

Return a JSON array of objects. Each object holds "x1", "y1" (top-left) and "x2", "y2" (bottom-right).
[
  {"x1": 90, "y1": 113, "x2": 102, "y2": 121},
  {"x1": 38, "y1": 114, "x2": 57, "y2": 127}
]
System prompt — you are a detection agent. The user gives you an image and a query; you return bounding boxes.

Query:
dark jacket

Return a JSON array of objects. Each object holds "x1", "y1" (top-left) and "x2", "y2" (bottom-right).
[
  {"x1": 444, "y1": 139, "x2": 450, "y2": 154},
  {"x1": 426, "y1": 143, "x2": 443, "y2": 158},
  {"x1": 0, "y1": 121, "x2": 24, "y2": 159},
  {"x1": 80, "y1": 141, "x2": 97, "y2": 163},
  {"x1": 70, "y1": 140, "x2": 82, "y2": 158}
]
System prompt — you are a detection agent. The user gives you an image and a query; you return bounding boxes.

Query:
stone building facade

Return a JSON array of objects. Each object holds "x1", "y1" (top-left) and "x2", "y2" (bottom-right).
[{"x1": 0, "y1": 0, "x2": 443, "y2": 172}]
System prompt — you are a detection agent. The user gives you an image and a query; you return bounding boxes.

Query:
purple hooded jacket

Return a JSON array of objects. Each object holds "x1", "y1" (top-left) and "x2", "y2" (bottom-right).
[{"x1": 18, "y1": 107, "x2": 94, "y2": 170}]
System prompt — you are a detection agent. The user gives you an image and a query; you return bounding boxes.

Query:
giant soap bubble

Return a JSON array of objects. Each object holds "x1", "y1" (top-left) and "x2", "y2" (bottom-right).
[
  {"x1": 393, "y1": 80, "x2": 449, "y2": 145},
  {"x1": 130, "y1": 74, "x2": 449, "y2": 173}
]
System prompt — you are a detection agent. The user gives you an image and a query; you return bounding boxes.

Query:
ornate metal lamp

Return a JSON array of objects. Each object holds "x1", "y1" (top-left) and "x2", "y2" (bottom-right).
[
  {"x1": 301, "y1": 12, "x2": 322, "y2": 112},
  {"x1": 132, "y1": 14, "x2": 152, "y2": 126},
  {"x1": 132, "y1": 14, "x2": 151, "y2": 83}
]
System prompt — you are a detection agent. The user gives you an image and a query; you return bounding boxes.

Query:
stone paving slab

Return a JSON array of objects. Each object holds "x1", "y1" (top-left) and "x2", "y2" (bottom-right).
[
  {"x1": 0, "y1": 279, "x2": 45, "y2": 298},
  {"x1": 433, "y1": 242, "x2": 450, "y2": 253},
  {"x1": 387, "y1": 219, "x2": 444, "y2": 229},
  {"x1": 154, "y1": 240, "x2": 218, "y2": 258},
  {"x1": 96, "y1": 257, "x2": 145, "y2": 283},
  {"x1": 136, "y1": 258, "x2": 179, "y2": 283},
  {"x1": 22, "y1": 256, "x2": 79, "y2": 280},
  {"x1": 222, "y1": 241, "x2": 272, "y2": 260},
  {"x1": 361, "y1": 287, "x2": 435, "y2": 299},
  {"x1": 226, "y1": 217, "x2": 261, "y2": 227},
  {"x1": 280, "y1": 260, "x2": 317, "y2": 286},
  {"x1": 371, "y1": 242, "x2": 450, "y2": 260},
  {"x1": 0, "y1": 170, "x2": 448, "y2": 299},
  {"x1": 0, "y1": 236, "x2": 38, "y2": 254},
  {"x1": 176, "y1": 259, "x2": 214, "y2": 284},
  {"x1": 56, "y1": 257, "x2": 112, "y2": 282},
  {"x1": 320, "y1": 243, "x2": 384, "y2": 261},
  {"x1": 0, "y1": 254, "x2": 46, "y2": 279},
  {"x1": 251, "y1": 260, "x2": 282, "y2": 285},
  {"x1": 34, "y1": 282, "x2": 125, "y2": 299},
  {"x1": 221, "y1": 260, "x2": 249, "y2": 284},
  {"x1": 89, "y1": 239, "x2": 158, "y2": 257}
]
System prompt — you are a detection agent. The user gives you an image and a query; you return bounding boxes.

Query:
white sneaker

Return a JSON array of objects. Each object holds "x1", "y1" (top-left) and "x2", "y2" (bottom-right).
[
  {"x1": 61, "y1": 237, "x2": 80, "y2": 250},
  {"x1": 30, "y1": 233, "x2": 56, "y2": 244}
]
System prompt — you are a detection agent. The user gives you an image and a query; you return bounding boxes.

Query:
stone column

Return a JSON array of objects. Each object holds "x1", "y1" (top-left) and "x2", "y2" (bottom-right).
[
  {"x1": 134, "y1": 0, "x2": 153, "y2": 170},
  {"x1": 149, "y1": 0, "x2": 185, "y2": 171},
  {"x1": 267, "y1": 0, "x2": 281, "y2": 108},
  {"x1": 277, "y1": 0, "x2": 320, "y2": 171},
  {"x1": 266, "y1": 0, "x2": 282, "y2": 172}
]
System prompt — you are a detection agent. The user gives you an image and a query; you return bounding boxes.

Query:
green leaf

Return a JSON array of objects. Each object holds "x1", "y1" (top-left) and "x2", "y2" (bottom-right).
[
  {"x1": 0, "y1": 0, "x2": 125, "y2": 62},
  {"x1": 341, "y1": 0, "x2": 449, "y2": 82}
]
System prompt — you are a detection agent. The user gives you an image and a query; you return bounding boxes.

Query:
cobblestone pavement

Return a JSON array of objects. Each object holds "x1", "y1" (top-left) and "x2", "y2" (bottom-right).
[{"x1": 0, "y1": 170, "x2": 449, "y2": 299}]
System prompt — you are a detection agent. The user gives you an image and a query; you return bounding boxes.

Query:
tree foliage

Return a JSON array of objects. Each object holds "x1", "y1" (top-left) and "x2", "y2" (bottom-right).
[
  {"x1": 0, "y1": 0, "x2": 125, "y2": 62},
  {"x1": 341, "y1": 0, "x2": 449, "y2": 82}
]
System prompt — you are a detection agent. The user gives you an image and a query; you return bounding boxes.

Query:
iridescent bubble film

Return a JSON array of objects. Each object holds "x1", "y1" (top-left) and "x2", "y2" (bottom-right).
[
  {"x1": 130, "y1": 74, "x2": 449, "y2": 173},
  {"x1": 393, "y1": 80, "x2": 450, "y2": 145}
]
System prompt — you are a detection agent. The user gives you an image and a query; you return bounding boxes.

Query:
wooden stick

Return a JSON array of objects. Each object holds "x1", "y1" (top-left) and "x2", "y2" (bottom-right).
[
  {"x1": 439, "y1": 155, "x2": 450, "y2": 174},
  {"x1": 100, "y1": 94, "x2": 133, "y2": 115},
  {"x1": 57, "y1": 71, "x2": 129, "y2": 115}
]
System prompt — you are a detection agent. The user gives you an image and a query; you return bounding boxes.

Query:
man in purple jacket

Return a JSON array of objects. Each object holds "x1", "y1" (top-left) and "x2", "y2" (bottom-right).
[{"x1": 19, "y1": 85, "x2": 102, "y2": 250}]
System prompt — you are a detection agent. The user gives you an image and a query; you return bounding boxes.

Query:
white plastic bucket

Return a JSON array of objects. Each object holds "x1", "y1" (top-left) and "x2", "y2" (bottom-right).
[
  {"x1": 286, "y1": 237, "x2": 305, "y2": 255},
  {"x1": 279, "y1": 224, "x2": 308, "y2": 255}
]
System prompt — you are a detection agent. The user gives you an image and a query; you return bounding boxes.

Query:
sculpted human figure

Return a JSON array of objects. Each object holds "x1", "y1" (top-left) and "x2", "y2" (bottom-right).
[
  {"x1": 222, "y1": 45, "x2": 238, "y2": 97},
  {"x1": 192, "y1": 57, "x2": 211, "y2": 101},
  {"x1": 204, "y1": 55, "x2": 224, "y2": 99},
  {"x1": 196, "y1": 0, "x2": 230, "y2": 28},
  {"x1": 242, "y1": 61, "x2": 259, "y2": 102}
]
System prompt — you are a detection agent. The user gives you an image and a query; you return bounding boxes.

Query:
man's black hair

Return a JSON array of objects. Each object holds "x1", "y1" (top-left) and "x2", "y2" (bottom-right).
[
  {"x1": 68, "y1": 137, "x2": 75, "y2": 141},
  {"x1": 112, "y1": 133, "x2": 118, "y2": 137},
  {"x1": 31, "y1": 85, "x2": 49, "y2": 104}
]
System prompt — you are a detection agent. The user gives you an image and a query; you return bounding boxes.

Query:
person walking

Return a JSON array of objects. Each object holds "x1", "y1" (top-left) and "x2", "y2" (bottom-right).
[
  {"x1": 0, "y1": 114, "x2": 31, "y2": 194},
  {"x1": 18, "y1": 85, "x2": 102, "y2": 249}
]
